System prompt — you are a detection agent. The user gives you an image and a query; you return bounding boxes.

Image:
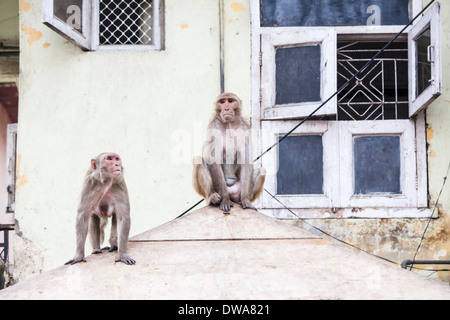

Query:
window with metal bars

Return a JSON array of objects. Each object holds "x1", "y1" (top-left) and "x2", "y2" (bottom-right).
[
  {"x1": 256, "y1": 1, "x2": 440, "y2": 217},
  {"x1": 43, "y1": 0, "x2": 165, "y2": 51},
  {"x1": 99, "y1": 0, "x2": 153, "y2": 46},
  {"x1": 337, "y1": 40, "x2": 409, "y2": 121}
]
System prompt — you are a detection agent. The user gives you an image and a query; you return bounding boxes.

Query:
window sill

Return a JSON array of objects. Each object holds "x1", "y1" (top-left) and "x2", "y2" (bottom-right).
[{"x1": 260, "y1": 207, "x2": 433, "y2": 219}]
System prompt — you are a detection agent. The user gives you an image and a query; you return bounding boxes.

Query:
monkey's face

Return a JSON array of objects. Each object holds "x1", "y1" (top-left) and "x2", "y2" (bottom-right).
[
  {"x1": 102, "y1": 153, "x2": 122, "y2": 176},
  {"x1": 217, "y1": 97, "x2": 240, "y2": 123}
]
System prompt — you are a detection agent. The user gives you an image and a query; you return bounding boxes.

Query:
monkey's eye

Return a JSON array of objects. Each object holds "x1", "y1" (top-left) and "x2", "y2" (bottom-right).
[
  {"x1": 219, "y1": 98, "x2": 235, "y2": 104},
  {"x1": 107, "y1": 156, "x2": 113, "y2": 161}
]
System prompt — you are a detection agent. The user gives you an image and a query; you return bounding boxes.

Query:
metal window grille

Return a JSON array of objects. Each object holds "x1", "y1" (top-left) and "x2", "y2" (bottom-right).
[
  {"x1": 99, "y1": 0, "x2": 153, "y2": 45},
  {"x1": 337, "y1": 41, "x2": 409, "y2": 121}
]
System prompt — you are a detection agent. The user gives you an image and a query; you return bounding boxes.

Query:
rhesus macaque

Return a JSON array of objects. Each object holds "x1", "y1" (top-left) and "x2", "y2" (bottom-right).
[
  {"x1": 65, "y1": 153, "x2": 135, "y2": 265},
  {"x1": 193, "y1": 92, "x2": 266, "y2": 211}
]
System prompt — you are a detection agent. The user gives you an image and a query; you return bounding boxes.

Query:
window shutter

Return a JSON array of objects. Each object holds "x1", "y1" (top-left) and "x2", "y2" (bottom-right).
[
  {"x1": 408, "y1": 3, "x2": 441, "y2": 117},
  {"x1": 42, "y1": 0, "x2": 92, "y2": 50}
]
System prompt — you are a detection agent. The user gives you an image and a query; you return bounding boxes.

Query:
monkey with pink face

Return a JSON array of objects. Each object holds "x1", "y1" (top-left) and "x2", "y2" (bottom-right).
[
  {"x1": 66, "y1": 153, "x2": 135, "y2": 265},
  {"x1": 193, "y1": 92, "x2": 266, "y2": 212}
]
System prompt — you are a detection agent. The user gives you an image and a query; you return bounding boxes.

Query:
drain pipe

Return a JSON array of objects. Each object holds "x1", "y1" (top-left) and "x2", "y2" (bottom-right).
[
  {"x1": 401, "y1": 259, "x2": 450, "y2": 269},
  {"x1": 219, "y1": 0, "x2": 225, "y2": 93}
]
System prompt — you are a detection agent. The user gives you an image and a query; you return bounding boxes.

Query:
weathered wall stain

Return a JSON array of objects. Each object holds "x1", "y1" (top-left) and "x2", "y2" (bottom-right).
[
  {"x1": 426, "y1": 126, "x2": 434, "y2": 141},
  {"x1": 230, "y1": 2, "x2": 245, "y2": 12},
  {"x1": 287, "y1": 214, "x2": 450, "y2": 283},
  {"x1": 426, "y1": 125, "x2": 437, "y2": 157},
  {"x1": 19, "y1": 0, "x2": 31, "y2": 13},
  {"x1": 15, "y1": 155, "x2": 29, "y2": 193},
  {"x1": 21, "y1": 24, "x2": 42, "y2": 46}
]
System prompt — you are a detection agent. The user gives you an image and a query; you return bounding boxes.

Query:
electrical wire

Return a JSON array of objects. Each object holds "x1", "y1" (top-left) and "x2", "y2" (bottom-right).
[
  {"x1": 254, "y1": 0, "x2": 436, "y2": 163},
  {"x1": 409, "y1": 162, "x2": 450, "y2": 271},
  {"x1": 180, "y1": 0, "x2": 437, "y2": 218},
  {"x1": 263, "y1": 188, "x2": 400, "y2": 266},
  {"x1": 176, "y1": 0, "x2": 450, "y2": 276}
]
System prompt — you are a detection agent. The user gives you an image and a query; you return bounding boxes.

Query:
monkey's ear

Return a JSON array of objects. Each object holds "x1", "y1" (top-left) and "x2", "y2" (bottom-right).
[{"x1": 91, "y1": 159, "x2": 97, "y2": 170}]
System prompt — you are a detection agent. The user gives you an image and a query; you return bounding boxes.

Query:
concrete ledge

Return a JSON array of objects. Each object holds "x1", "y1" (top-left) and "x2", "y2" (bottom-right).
[{"x1": 1, "y1": 206, "x2": 450, "y2": 299}]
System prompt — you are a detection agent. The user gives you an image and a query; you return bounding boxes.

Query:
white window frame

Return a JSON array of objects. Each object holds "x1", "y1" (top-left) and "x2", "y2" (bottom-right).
[
  {"x1": 258, "y1": 115, "x2": 429, "y2": 219},
  {"x1": 261, "y1": 30, "x2": 337, "y2": 119},
  {"x1": 338, "y1": 120, "x2": 417, "y2": 208},
  {"x1": 251, "y1": 0, "x2": 436, "y2": 218},
  {"x1": 42, "y1": 0, "x2": 165, "y2": 51},
  {"x1": 408, "y1": 2, "x2": 442, "y2": 117},
  {"x1": 261, "y1": 121, "x2": 340, "y2": 209},
  {"x1": 43, "y1": 0, "x2": 92, "y2": 50}
]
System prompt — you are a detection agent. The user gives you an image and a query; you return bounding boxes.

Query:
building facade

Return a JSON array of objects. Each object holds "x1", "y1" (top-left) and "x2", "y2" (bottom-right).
[{"x1": 0, "y1": 0, "x2": 449, "y2": 285}]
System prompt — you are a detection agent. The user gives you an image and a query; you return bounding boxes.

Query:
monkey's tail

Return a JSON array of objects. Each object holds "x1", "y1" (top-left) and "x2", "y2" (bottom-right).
[{"x1": 100, "y1": 218, "x2": 107, "y2": 244}]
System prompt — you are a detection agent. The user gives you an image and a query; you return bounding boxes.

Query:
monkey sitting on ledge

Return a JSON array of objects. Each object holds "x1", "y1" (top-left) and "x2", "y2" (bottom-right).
[
  {"x1": 65, "y1": 152, "x2": 135, "y2": 265},
  {"x1": 193, "y1": 92, "x2": 266, "y2": 212}
]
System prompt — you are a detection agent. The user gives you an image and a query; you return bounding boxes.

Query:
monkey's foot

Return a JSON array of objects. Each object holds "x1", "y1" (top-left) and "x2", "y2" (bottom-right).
[
  {"x1": 108, "y1": 245, "x2": 118, "y2": 252},
  {"x1": 241, "y1": 200, "x2": 257, "y2": 211},
  {"x1": 115, "y1": 256, "x2": 136, "y2": 265},
  {"x1": 220, "y1": 199, "x2": 233, "y2": 212},
  {"x1": 64, "y1": 257, "x2": 86, "y2": 265}
]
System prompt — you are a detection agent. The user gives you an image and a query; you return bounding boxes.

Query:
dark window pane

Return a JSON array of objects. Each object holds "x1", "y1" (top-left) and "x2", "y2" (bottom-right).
[
  {"x1": 53, "y1": 0, "x2": 83, "y2": 33},
  {"x1": 276, "y1": 45, "x2": 321, "y2": 105},
  {"x1": 416, "y1": 28, "x2": 432, "y2": 96},
  {"x1": 354, "y1": 136, "x2": 401, "y2": 194},
  {"x1": 261, "y1": 0, "x2": 409, "y2": 27},
  {"x1": 277, "y1": 135, "x2": 323, "y2": 194}
]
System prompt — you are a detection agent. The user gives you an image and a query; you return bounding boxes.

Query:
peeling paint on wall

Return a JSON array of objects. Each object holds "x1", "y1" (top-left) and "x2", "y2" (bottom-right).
[
  {"x1": 426, "y1": 126, "x2": 436, "y2": 157},
  {"x1": 21, "y1": 24, "x2": 42, "y2": 46},
  {"x1": 19, "y1": 0, "x2": 32, "y2": 13},
  {"x1": 42, "y1": 43, "x2": 51, "y2": 48},
  {"x1": 180, "y1": 24, "x2": 189, "y2": 29},
  {"x1": 230, "y1": 2, "x2": 245, "y2": 12},
  {"x1": 15, "y1": 155, "x2": 29, "y2": 193},
  {"x1": 16, "y1": 174, "x2": 29, "y2": 192},
  {"x1": 427, "y1": 126, "x2": 434, "y2": 141},
  {"x1": 434, "y1": 249, "x2": 447, "y2": 259}
]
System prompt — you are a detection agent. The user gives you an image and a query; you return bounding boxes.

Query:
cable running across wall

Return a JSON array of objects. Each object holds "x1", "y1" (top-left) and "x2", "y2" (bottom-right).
[
  {"x1": 254, "y1": 0, "x2": 436, "y2": 163},
  {"x1": 176, "y1": 0, "x2": 449, "y2": 274},
  {"x1": 180, "y1": 0, "x2": 437, "y2": 218}
]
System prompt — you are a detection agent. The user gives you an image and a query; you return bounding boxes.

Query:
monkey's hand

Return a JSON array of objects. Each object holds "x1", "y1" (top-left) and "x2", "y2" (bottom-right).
[
  {"x1": 65, "y1": 257, "x2": 86, "y2": 265},
  {"x1": 115, "y1": 255, "x2": 136, "y2": 265}
]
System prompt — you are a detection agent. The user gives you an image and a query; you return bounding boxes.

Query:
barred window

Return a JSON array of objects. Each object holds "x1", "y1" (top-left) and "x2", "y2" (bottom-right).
[
  {"x1": 337, "y1": 40, "x2": 409, "y2": 121},
  {"x1": 99, "y1": 0, "x2": 153, "y2": 45},
  {"x1": 43, "y1": 0, "x2": 165, "y2": 51},
  {"x1": 256, "y1": 0, "x2": 439, "y2": 218}
]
